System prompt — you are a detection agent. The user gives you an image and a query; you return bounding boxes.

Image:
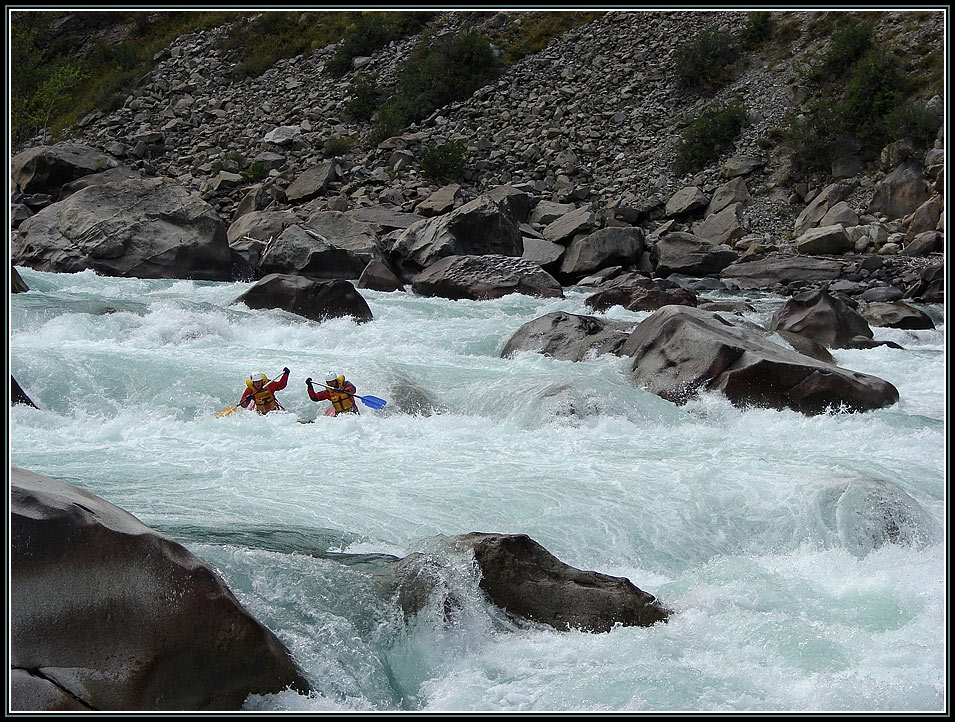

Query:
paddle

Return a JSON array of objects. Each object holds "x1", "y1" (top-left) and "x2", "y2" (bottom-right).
[{"x1": 313, "y1": 381, "x2": 387, "y2": 410}]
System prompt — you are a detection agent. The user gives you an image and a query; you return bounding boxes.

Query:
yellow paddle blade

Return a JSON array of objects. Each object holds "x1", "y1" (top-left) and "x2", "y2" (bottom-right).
[{"x1": 215, "y1": 406, "x2": 238, "y2": 418}]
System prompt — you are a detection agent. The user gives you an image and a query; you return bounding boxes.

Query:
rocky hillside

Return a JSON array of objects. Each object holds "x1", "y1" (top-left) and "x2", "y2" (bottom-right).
[{"x1": 11, "y1": 9, "x2": 945, "y2": 301}]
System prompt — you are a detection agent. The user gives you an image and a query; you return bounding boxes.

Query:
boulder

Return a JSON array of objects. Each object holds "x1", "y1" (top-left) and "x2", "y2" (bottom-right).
[
  {"x1": 259, "y1": 225, "x2": 368, "y2": 280},
  {"x1": 226, "y1": 209, "x2": 299, "y2": 244},
  {"x1": 585, "y1": 277, "x2": 697, "y2": 313},
  {"x1": 412, "y1": 254, "x2": 563, "y2": 301},
  {"x1": 10, "y1": 143, "x2": 118, "y2": 196},
  {"x1": 793, "y1": 182, "x2": 853, "y2": 237},
  {"x1": 234, "y1": 273, "x2": 373, "y2": 323},
  {"x1": 285, "y1": 160, "x2": 339, "y2": 203},
  {"x1": 902, "y1": 262, "x2": 944, "y2": 303},
  {"x1": 616, "y1": 305, "x2": 899, "y2": 414},
  {"x1": 558, "y1": 226, "x2": 644, "y2": 279},
  {"x1": 861, "y1": 301, "x2": 935, "y2": 330},
  {"x1": 454, "y1": 533, "x2": 671, "y2": 632},
  {"x1": 720, "y1": 256, "x2": 844, "y2": 291},
  {"x1": 390, "y1": 196, "x2": 524, "y2": 280},
  {"x1": 650, "y1": 231, "x2": 737, "y2": 277},
  {"x1": 10, "y1": 467, "x2": 309, "y2": 711},
  {"x1": 769, "y1": 288, "x2": 874, "y2": 349},
  {"x1": 12, "y1": 266, "x2": 29, "y2": 293},
  {"x1": 11, "y1": 178, "x2": 232, "y2": 281},
  {"x1": 386, "y1": 533, "x2": 671, "y2": 633},
  {"x1": 357, "y1": 259, "x2": 405, "y2": 292},
  {"x1": 866, "y1": 161, "x2": 933, "y2": 221},
  {"x1": 12, "y1": 376, "x2": 38, "y2": 408},
  {"x1": 501, "y1": 311, "x2": 633, "y2": 361},
  {"x1": 794, "y1": 224, "x2": 853, "y2": 255}
]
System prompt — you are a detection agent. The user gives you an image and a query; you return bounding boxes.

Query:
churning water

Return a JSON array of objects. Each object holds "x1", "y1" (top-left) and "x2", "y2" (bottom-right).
[{"x1": 9, "y1": 266, "x2": 946, "y2": 712}]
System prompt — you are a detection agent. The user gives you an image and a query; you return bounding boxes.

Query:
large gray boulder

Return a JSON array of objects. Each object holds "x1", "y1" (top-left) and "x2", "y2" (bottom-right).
[
  {"x1": 501, "y1": 311, "x2": 633, "y2": 361},
  {"x1": 10, "y1": 467, "x2": 310, "y2": 711},
  {"x1": 650, "y1": 231, "x2": 737, "y2": 277},
  {"x1": 258, "y1": 224, "x2": 369, "y2": 280},
  {"x1": 769, "y1": 288, "x2": 874, "y2": 349},
  {"x1": 390, "y1": 196, "x2": 524, "y2": 280},
  {"x1": 720, "y1": 255, "x2": 844, "y2": 291},
  {"x1": 11, "y1": 143, "x2": 118, "y2": 196},
  {"x1": 412, "y1": 254, "x2": 563, "y2": 301},
  {"x1": 616, "y1": 305, "x2": 899, "y2": 414},
  {"x1": 234, "y1": 273, "x2": 373, "y2": 323},
  {"x1": 558, "y1": 226, "x2": 645, "y2": 279},
  {"x1": 11, "y1": 178, "x2": 232, "y2": 280},
  {"x1": 866, "y1": 161, "x2": 933, "y2": 221}
]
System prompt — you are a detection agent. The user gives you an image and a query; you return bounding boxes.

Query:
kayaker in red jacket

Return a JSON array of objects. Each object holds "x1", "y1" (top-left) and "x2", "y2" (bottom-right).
[
  {"x1": 239, "y1": 368, "x2": 289, "y2": 414},
  {"x1": 306, "y1": 372, "x2": 360, "y2": 416}
]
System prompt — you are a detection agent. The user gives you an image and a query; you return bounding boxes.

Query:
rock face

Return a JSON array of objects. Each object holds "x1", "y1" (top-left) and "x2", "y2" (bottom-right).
[
  {"x1": 617, "y1": 305, "x2": 899, "y2": 414},
  {"x1": 453, "y1": 533, "x2": 671, "y2": 632},
  {"x1": 10, "y1": 467, "x2": 310, "y2": 711},
  {"x1": 11, "y1": 178, "x2": 233, "y2": 280}
]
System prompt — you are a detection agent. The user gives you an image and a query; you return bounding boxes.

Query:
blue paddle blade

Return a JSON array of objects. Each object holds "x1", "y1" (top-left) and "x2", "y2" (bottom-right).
[{"x1": 359, "y1": 395, "x2": 387, "y2": 409}]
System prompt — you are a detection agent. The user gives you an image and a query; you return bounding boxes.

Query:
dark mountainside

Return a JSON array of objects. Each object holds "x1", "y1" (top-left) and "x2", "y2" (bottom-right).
[{"x1": 10, "y1": 9, "x2": 946, "y2": 297}]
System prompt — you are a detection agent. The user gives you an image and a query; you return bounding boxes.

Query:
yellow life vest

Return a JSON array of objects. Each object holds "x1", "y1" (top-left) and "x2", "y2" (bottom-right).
[
  {"x1": 328, "y1": 379, "x2": 357, "y2": 414},
  {"x1": 246, "y1": 377, "x2": 282, "y2": 414}
]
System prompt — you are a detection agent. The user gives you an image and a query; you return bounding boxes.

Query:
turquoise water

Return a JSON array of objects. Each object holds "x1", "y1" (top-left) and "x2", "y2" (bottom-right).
[{"x1": 9, "y1": 267, "x2": 946, "y2": 712}]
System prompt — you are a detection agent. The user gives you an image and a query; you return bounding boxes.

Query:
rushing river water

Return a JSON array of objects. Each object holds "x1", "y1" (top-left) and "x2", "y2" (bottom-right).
[{"x1": 9, "y1": 266, "x2": 946, "y2": 712}]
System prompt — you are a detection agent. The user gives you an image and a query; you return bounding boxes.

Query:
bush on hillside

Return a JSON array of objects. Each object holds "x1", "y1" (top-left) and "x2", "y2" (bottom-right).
[
  {"x1": 674, "y1": 27, "x2": 741, "y2": 93},
  {"x1": 420, "y1": 141, "x2": 470, "y2": 182},
  {"x1": 674, "y1": 103, "x2": 748, "y2": 174},
  {"x1": 372, "y1": 30, "x2": 501, "y2": 142}
]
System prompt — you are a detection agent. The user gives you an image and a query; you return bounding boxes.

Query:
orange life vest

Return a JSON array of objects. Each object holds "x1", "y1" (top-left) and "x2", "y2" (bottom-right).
[
  {"x1": 246, "y1": 377, "x2": 283, "y2": 414},
  {"x1": 327, "y1": 386, "x2": 358, "y2": 415}
]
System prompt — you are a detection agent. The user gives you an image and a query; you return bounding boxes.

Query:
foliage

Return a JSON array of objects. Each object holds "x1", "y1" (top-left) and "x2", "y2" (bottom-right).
[
  {"x1": 372, "y1": 30, "x2": 501, "y2": 142},
  {"x1": 325, "y1": 12, "x2": 436, "y2": 77},
  {"x1": 345, "y1": 74, "x2": 382, "y2": 122},
  {"x1": 323, "y1": 135, "x2": 355, "y2": 157},
  {"x1": 240, "y1": 162, "x2": 268, "y2": 182},
  {"x1": 674, "y1": 27, "x2": 742, "y2": 93},
  {"x1": 810, "y1": 14, "x2": 874, "y2": 80},
  {"x1": 489, "y1": 11, "x2": 603, "y2": 65},
  {"x1": 420, "y1": 141, "x2": 470, "y2": 182},
  {"x1": 739, "y1": 11, "x2": 775, "y2": 50},
  {"x1": 674, "y1": 103, "x2": 748, "y2": 175}
]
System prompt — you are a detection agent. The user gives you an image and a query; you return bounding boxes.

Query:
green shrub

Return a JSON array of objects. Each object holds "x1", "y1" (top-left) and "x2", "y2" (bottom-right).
[
  {"x1": 345, "y1": 74, "x2": 381, "y2": 122},
  {"x1": 240, "y1": 162, "x2": 268, "y2": 182},
  {"x1": 326, "y1": 12, "x2": 435, "y2": 77},
  {"x1": 739, "y1": 11, "x2": 775, "y2": 50},
  {"x1": 372, "y1": 30, "x2": 501, "y2": 141},
  {"x1": 786, "y1": 98, "x2": 844, "y2": 176},
  {"x1": 323, "y1": 135, "x2": 354, "y2": 157},
  {"x1": 420, "y1": 141, "x2": 470, "y2": 182},
  {"x1": 489, "y1": 11, "x2": 603, "y2": 65},
  {"x1": 674, "y1": 103, "x2": 748, "y2": 174},
  {"x1": 812, "y1": 15, "x2": 873, "y2": 80},
  {"x1": 674, "y1": 27, "x2": 741, "y2": 93}
]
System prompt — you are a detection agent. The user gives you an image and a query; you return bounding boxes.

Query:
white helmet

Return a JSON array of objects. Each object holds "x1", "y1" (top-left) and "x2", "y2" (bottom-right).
[
  {"x1": 252, "y1": 373, "x2": 267, "y2": 383},
  {"x1": 325, "y1": 372, "x2": 338, "y2": 384}
]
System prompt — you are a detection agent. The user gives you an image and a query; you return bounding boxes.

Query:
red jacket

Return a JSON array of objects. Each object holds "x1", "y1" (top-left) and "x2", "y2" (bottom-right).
[
  {"x1": 309, "y1": 379, "x2": 359, "y2": 415},
  {"x1": 240, "y1": 371, "x2": 288, "y2": 414}
]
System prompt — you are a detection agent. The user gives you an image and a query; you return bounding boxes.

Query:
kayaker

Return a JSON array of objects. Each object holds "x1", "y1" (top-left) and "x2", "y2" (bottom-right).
[
  {"x1": 239, "y1": 368, "x2": 290, "y2": 414},
  {"x1": 306, "y1": 372, "x2": 360, "y2": 416}
]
